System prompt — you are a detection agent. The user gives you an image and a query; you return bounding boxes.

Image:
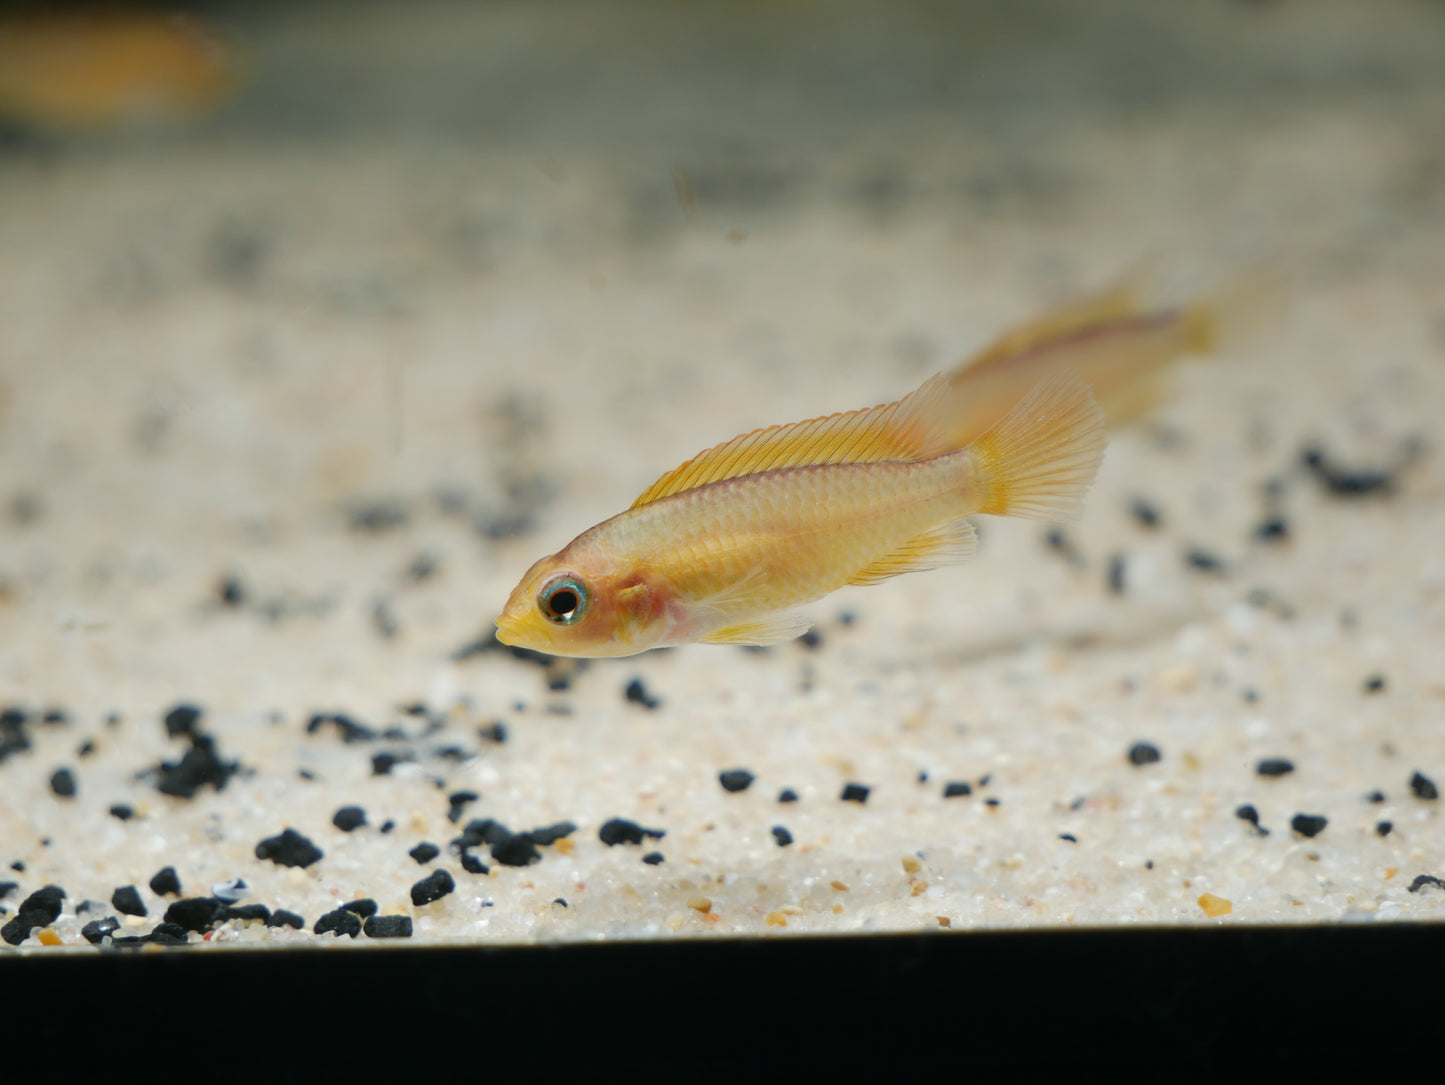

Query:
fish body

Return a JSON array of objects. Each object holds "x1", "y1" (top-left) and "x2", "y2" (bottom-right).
[
  {"x1": 495, "y1": 373, "x2": 1105, "y2": 657},
  {"x1": 0, "y1": 11, "x2": 238, "y2": 131},
  {"x1": 495, "y1": 282, "x2": 1229, "y2": 657}
]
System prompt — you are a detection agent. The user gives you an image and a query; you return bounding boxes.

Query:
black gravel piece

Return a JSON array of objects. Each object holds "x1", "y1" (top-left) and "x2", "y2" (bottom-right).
[
  {"x1": 164, "y1": 704, "x2": 203, "y2": 739},
  {"x1": 307, "y1": 713, "x2": 377, "y2": 743},
  {"x1": 0, "y1": 706, "x2": 31, "y2": 765},
  {"x1": 624, "y1": 677, "x2": 662, "y2": 710},
  {"x1": 840, "y1": 783, "x2": 870, "y2": 804},
  {"x1": 1234, "y1": 804, "x2": 1268, "y2": 834},
  {"x1": 20, "y1": 885, "x2": 65, "y2": 921},
  {"x1": 1407, "y1": 875, "x2": 1444, "y2": 894},
  {"x1": 348, "y1": 498, "x2": 409, "y2": 533},
  {"x1": 490, "y1": 834, "x2": 541, "y2": 867},
  {"x1": 1254, "y1": 516, "x2": 1290, "y2": 543},
  {"x1": 0, "y1": 882, "x2": 18, "y2": 900},
  {"x1": 0, "y1": 916, "x2": 31, "y2": 945},
  {"x1": 1290, "y1": 813, "x2": 1328, "y2": 838},
  {"x1": 409, "y1": 842, "x2": 440, "y2": 864},
  {"x1": 49, "y1": 767, "x2": 76, "y2": 797},
  {"x1": 411, "y1": 869, "x2": 456, "y2": 906},
  {"x1": 452, "y1": 818, "x2": 548, "y2": 866},
  {"x1": 1409, "y1": 771, "x2": 1439, "y2": 800},
  {"x1": 1043, "y1": 527, "x2": 1081, "y2": 563},
  {"x1": 364, "y1": 915, "x2": 414, "y2": 938},
  {"x1": 1128, "y1": 497, "x2": 1161, "y2": 529},
  {"x1": 459, "y1": 852, "x2": 489, "y2": 875},
  {"x1": 267, "y1": 909, "x2": 305, "y2": 930},
  {"x1": 452, "y1": 818, "x2": 503, "y2": 850},
  {"x1": 1184, "y1": 547, "x2": 1227, "y2": 575},
  {"x1": 642, "y1": 851, "x2": 665, "y2": 865},
  {"x1": 255, "y1": 829, "x2": 324, "y2": 869},
  {"x1": 226, "y1": 904, "x2": 271, "y2": 924},
  {"x1": 332, "y1": 806, "x2": 367, "y2": 832},
  {"x1": 599, "y1": 818, "x2": 666, "y2": 846},
  {"x1": 477, "y1": 722, "x2": 508, "y2": 745},
  {"x1": 1363, "y1": 674, "x2": 1386, "y2": 694},
  {"x1": 1256, "y1": 759, "x2": 1295, "y2": 777},
  {"x1": 81, "y1": 916, "x2": 121, "y2": 944},
  {"x1": 1376, "y1": 821, "x2": 1393, "y2": 837},
  {"x1": 719, "y1": 769, "x2": 755, "y2": 793},
  {"x1": 151, "y1": 733, "x2": 240, "y2": 799},
  {"x1": 1, "y1": 884, "x2": 66, "y2": 946},
  {"x1": 314, "y1": 908, "x2": 363, "y2": 938},
  {"x1": 341, "y1": 899, "x2": 378, "y2": 918},
  {"x1": 778, "y1": 789, "x2": 799, "y2": 803},
  {"x1": 943, "y1": 781, "x2": 973, "y2": 798},
  {"x1": 1128, "y1": 742, "x2": 1162, "y2": 766},
  {"x1": 1366, "y1": 790, "x2": 1386, "y2": 803},
  {"x1": 1302, "y1": 446, "x2": 1396, "y2": 497},
  {"x1": 218, "y1": 575, "x2": 247, "y2": 607},
  {"x1": 164, "y1": 897, "x2": 227, "y2": 933},
  {"x1": 112, "y1": 885, "x2": 146, "y2": 916},
  {"x1": 446, "y1": 791, "x2": 480, "y2": 823},
  {"x1": 1106, "y1": 552, "x2": 1126, "y2": 595},
  {"x1": 371, "y1": 751, "x2": 412, "y2": 775},
  {"x1": 149, "y1": 866, "x2": 181, "y2": 897},
  {"x1": 526, "y1": 822, "x2": 578, "y2": 847},
  {"x1": 771, "y1": 826, "x2": 793, "y2": 847},
  {"x1": 109, "y1": 804, "x2": 134, "y2": 821},
  {"x1": 106, "y1": 922, "x2": 189, "y2": 947},
  {"x1": 405, "y1": 552, "x2": 438, "y2": 582}
]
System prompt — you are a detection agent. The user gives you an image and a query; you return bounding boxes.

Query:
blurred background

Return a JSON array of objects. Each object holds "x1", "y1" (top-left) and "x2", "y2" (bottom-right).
[{"x1": 1, "y1": 0, "x2": 1442, "y2": 709}]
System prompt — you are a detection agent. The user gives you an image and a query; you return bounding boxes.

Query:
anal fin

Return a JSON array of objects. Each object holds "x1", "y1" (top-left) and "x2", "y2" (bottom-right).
[
  {"x1": 846, "y1": 517, "x2": 978, "y2": 586},
  {"x1": 701, "y1": 612, "x2": 814, "y2": 647}
]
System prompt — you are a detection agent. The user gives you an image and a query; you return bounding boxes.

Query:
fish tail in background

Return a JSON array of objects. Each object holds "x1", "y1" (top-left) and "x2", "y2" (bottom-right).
[
  {"x1": 966, "y1": 375, "x2": 1107, "y2": 522},
  {"x1": 938, "y1": 268, "x2": 1280, "y2": 445}
]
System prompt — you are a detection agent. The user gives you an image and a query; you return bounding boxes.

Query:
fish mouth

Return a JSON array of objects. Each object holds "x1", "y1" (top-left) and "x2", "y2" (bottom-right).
[{"x1": 493, "y1": 616, "x2": 522, "y2": 647}]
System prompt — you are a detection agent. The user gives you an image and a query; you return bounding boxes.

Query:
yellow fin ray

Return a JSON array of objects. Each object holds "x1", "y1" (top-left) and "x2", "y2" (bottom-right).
[
  {"x1": 630, "y1": 374, "x2": 954, "y2": 509},
  {"x1": 846, "y1": 517, "x2": 978, "y2": 586},
  {"x1": 700, "y1": 612, "x2": 813, "y2": 647},
  {"x1": 969, "y1": 374, "x2": 1106, "y2": 522}
]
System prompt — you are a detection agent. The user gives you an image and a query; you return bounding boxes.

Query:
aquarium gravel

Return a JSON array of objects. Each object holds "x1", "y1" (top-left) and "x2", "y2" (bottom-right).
[{"x1": 1, "y1": 0, "x2": 1442, "y2": 952}]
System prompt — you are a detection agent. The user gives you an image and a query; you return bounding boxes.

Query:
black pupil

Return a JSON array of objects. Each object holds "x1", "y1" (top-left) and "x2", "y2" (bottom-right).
[{"x1": 547, "y1": 588, "x2": 579, "y2": 618}]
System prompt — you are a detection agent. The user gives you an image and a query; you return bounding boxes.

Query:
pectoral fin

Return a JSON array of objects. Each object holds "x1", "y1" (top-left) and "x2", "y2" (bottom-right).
[
  {"x1": 700, "y1": 612, "x2": 814, "y2": 647},
  {"x1": 846, "y1": 516, "x2": 978, "y2": 586}
]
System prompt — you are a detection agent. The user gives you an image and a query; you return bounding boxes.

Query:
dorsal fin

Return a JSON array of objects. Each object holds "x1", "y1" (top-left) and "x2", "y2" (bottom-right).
[{"x1": 630, "y1": 373, "x2": 953, "y2": 509}]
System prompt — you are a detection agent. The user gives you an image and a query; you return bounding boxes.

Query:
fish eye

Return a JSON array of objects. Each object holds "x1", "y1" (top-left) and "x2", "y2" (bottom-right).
[{"x1": 538, "y1": 576, "x2": 589, "y2": 626}]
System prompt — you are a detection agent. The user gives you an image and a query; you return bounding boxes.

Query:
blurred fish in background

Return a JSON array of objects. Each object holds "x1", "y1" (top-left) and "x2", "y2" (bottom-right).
[{"x1": 0, "y1": 5, "x2": 240, "y2": 131}]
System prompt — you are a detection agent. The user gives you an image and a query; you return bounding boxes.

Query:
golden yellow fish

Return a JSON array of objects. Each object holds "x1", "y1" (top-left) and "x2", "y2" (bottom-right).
[
  {"x1": 0, "y1": 10, "x2": 238, "y2": 131},
  {"x1": 495, "y1": 287, "x2": 1219, "y2": 658}
]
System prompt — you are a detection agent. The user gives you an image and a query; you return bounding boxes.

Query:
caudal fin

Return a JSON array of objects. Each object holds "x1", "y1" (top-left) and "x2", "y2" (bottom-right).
[{"x1": 968, "y1": 375, "x2": 1106, "y2": 522}]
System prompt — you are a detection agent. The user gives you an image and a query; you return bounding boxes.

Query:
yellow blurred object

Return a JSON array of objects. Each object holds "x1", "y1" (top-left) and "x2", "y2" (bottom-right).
[{"x1": 0, "y1": 9, "x2": 239, "y2": 130}]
